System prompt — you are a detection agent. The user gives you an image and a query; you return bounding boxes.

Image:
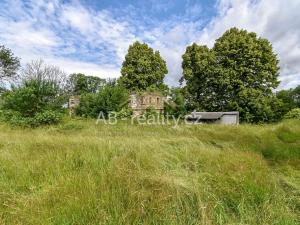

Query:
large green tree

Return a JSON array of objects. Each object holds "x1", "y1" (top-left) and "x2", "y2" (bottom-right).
[
  {"x1": 67, "y1": 73, "x2": 106, "y2": 95},
  {"x1": 0, "y1": 45, "x2": 20, "y2": 84},
  {"x1": 181, "y1": 28, "x2": 281, "y2": 122},
  {"x1": 120, "y1": 41, "x2": 168, "y2": 91}
]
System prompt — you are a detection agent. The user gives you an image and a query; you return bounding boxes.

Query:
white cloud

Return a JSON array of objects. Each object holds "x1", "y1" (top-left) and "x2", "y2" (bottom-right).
[
  {"x1": 46, "y1": 57, "x2": 120, "y2": 79},
  {"x1": 61, "y1": 4, "x2": 95, "y2": 33},
  {"x1": 0, "y1": 0, "x2": 299, "y2": 89},
  {"x1": 0, "y1": 0, "x2": 134, "y2": 79}
]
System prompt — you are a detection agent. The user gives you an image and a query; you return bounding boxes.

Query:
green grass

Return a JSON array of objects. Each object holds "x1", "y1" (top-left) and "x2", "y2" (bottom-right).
[{"x1": 0, "y1": 119, "x2": 299, "y2": 225}]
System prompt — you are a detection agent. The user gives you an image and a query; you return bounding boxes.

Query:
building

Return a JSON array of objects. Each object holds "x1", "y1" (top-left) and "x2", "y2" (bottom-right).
[
  {"x1": 186, "y1": 111, "x2": 239, "y2": 125},
  {"x1": 68, "y1": 96, "x2": 80, "y2": 116},
  {"x1": 129, "y1": 92, "x2": 165, "y2": 116}
]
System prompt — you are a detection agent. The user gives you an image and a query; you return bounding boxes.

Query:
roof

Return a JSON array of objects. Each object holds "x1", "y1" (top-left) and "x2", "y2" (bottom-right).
[{"x1": 187, "y1": 112, "x2": 239, "y2": 120}]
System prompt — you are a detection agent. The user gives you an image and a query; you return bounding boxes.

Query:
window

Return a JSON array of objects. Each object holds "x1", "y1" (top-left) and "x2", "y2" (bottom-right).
[{"x1": 157, "y1": 97, "x2": 160, "y2": 104}]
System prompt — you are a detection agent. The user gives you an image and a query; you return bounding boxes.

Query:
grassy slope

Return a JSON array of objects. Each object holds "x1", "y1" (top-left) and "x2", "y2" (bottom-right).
[{"x1": 0, "y1": 119, "x2": 299, "y2": 225}]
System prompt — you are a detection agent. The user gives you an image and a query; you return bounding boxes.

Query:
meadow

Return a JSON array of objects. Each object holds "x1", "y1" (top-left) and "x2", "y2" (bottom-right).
[{"x1": 0, "y1": 119, "x2": 299, "y2": 225}]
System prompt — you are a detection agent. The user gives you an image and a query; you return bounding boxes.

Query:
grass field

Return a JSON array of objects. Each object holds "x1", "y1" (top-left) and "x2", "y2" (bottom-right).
[{"x1": 0, "y1": 119, "x2": 299, "y2": 225}]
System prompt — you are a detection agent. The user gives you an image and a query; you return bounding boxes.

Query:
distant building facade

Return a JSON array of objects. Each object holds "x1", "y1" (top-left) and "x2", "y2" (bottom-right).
[
  {"x1": 186, "y1": 112, "x2": 239, "y2": 125},
  {"x1": 129, "y1": 92, "x2": 165, "y2": 116}
]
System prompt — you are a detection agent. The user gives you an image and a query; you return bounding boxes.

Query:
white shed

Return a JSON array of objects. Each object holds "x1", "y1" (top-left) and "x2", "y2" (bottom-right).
[{"x1": 186, "y1": 112, "x2": 239, "y2": 125}]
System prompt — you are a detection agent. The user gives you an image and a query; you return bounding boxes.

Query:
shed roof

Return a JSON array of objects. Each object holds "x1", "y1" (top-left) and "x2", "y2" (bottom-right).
[{"x1": 187, "y1": 112, "x2": 239, "y2": 120}]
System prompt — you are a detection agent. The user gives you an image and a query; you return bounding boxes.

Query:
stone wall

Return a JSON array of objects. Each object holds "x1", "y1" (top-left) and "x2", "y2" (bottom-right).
[{"x1": 129, "y1": 92, "x2": 165, "y2": 116}]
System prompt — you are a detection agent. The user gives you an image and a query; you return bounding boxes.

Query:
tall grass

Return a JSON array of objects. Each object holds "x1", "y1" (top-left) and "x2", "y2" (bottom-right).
[{"x1": 0, "y1": 119, "x2": 299, "y2": 224}]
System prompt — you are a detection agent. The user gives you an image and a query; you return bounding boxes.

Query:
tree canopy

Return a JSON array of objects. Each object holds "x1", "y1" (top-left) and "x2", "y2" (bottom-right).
[
  {"x1": 119, "y1": 41, "x2": 168, "y2": 91},
  {"x1": 181, "y1": 28, "x2": 281, "y2": 122},
  {"x1": 76, "y1": 85, "x2": 129, "y2": 118},
  {"x1": 277, "y1": 85, "x2": 300, "y2": 113},
  {"x1": 67, "y1": 73, "x2": 106, "y2": 95},
  {"x1": 1, "y1": 60, "x2": 66, "y2": 126},
  {"x1": 0, "y1": 45, "x2": 20, "y2": 84}
]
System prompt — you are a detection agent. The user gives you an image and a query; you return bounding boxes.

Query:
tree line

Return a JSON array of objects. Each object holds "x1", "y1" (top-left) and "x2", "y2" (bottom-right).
[{"x1": 0, "y1": 27, "x2": 299, "y2": 126}]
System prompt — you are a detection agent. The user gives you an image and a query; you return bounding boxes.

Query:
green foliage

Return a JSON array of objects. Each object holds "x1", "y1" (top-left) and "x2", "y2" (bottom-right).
[
  {"x1": 229, "y1": 89, "x2": 284, "y2": 123},
  {"x1": 120, "y1": 41, "x2": 168, "y2": 91},
  {"x1": 75, "y1": 93, "x2": 97, "y2": 118},
  {"x1": 76, "y1": 85, "x2": 129, "y2": 118},
  {"x1": 181, "y1": 28, "x2": 281, "y2": 123},
  {"x1": 67, "y1": 73, "x2": 106, "y2": 95},
  {"x1": 284, "y1": 108, "x2": 300, "y2": 119},
  {"x1": 0, "y1": 109, "x2": 62, "y2": 127},
  {"x1": 0, "y1": 61, "x2": 67, "y2": 126},
  {"x1": 277, "y1": 85, "x2": 300, "y2": 115},
  {"x1": 144, "y1": 106, "x2": 159, "y2": 118},
  {"x1": 0, "y1": 45, "x2": 20, "y2": 83},
  {"x1": 1, "y1": 79, "x2": 65, "y2": 117},
  {"x1": 116, "y1": 107, "x2": 133, "y2": 119},
  {"x1": 34, "y1": 110, "x2": 62, "y2": 125},
  {"x1": 164, "y1": 87, "x2": 187, "y2": 117}
]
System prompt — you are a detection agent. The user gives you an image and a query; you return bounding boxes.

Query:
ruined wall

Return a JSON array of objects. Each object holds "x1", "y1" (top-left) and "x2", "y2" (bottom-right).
[
  {"x1": 129, "y1": 92, "x2": 165, "y2": 116},
  {"x1": 69, "y1": 96, "x2": 80, "y2": 116}
]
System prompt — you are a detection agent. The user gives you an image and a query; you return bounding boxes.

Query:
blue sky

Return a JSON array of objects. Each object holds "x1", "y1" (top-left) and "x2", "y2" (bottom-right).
[{"x1": 0, "y1": 0, "x2": 300, "y2": 89}]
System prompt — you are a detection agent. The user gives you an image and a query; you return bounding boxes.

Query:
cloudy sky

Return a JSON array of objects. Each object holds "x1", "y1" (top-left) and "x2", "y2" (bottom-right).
[{"x1": 0, "y1": 0, "x2": 299, "y2": 89}]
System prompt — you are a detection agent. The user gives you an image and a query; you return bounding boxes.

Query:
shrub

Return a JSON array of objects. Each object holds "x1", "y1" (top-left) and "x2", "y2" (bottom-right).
[
  {"x1": 2, "y1": 79, "x2": 66, "y2": 115},
  {"x1": 164, "y1": 88, "x2": 187, "y2": 118},
  {"x1": 76, "y1": 85, "x2": 129, "y2": 118},
  {"x1": 116, "y1": 107, "x2": 133, "y2": 119},
  {"x1": 75, "y1": 93, "x2": 97, "y2": 118},
  {"x1": 144, "y1": 106, "x2": 159, "y2": 118},
  {"x1": 0, "y1": 75, "x2": 66, "y2": 126},
  {"x1": 0, "y1": 109, "x2": 62, "y2": 127},
  {"x1": 284, "y1": 108, "x2": 300, "y2": 119},
  {"x1": 34, "y1": 110, "x2": 62, "y2": 125}
]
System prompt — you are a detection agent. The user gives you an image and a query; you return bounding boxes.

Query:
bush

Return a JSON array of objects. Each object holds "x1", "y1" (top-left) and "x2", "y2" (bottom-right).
[
  {"x1": 144, "y1": 106, "x2": 159, "y2": 118},
  {"x1": 116, "y1": 107, "x2": 133, "y2": 119},
  {"x1": 76, "y1": 85, "x2": 129, "y2": 118},
  {"x1": 164, "y1": 87, "x2": 187, "y2": 118},
  {"x1": 0, "y1": 109, "x2": 62, "y2": 127},
  {"x1": 0, "y1": 77, "x2": 66, "y2": 126},
  {"x1": 284, "y1": 108, "x2": 300, "y2": 119},
  {"x1": 2, "y1": 79, "x2": 66, "y2": 116},
  {"x1": 34, "y1": 110, "x2": 62, "y2": 125}
]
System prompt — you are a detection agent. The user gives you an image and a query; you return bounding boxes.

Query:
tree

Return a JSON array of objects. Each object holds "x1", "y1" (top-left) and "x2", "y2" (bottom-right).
[
  {"x1": 277, "y1": 85, "x2": 300, "y2": 114},
  {"x1": 1, "y1": 60, "x2": 67, "y2": 125},
  {"x1": 22, "y1": 59, "x2": 67, "y2": 90},
  {"x1": 276, "y1": 89, "x2": 295, "y2": 114},
  {"x1": 181, "y1": 44, "x2": 218, "y2": 111},
  {"x1": 181, "y1": 28, "x2": 281, "y2": 123},
  {"x1": 67, "y1": 73, "x2": 106, "y2": 95},
  {"x1": 76, "y1": 85, "x2": 129, "y2": 118},
  {"x1": 120, "y1": 41, "x2": 168, "y2": 91},
  {"x1": 164, "y1": 87, "x2": 187, "y2": 118},
  {"x1": 0, "y1": 45, "x2": 20, "y2": 84}
]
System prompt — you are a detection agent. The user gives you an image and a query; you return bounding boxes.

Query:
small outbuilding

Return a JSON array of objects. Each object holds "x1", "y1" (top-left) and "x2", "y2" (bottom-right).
[{"x1": 186, "y1": 111, "x2": 239, "y2": 125}]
